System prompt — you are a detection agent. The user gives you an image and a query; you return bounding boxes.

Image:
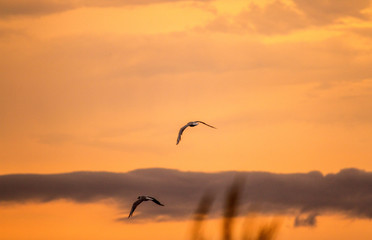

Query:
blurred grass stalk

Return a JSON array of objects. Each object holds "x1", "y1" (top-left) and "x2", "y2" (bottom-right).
[
  {"x1": 191, "y1": 192, "x2": 214, "y2": 240},
  {"x1": 191, "y1": 176, "x2": 281, "y2": 240},
  {"x1": 223, "y1": 177, "x2": 244, "y2": 240}
]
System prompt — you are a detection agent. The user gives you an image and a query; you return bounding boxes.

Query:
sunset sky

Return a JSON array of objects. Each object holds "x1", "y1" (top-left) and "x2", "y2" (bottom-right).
[{"x1": 1, "y1": 0, "x2": 372, "y2": 239}]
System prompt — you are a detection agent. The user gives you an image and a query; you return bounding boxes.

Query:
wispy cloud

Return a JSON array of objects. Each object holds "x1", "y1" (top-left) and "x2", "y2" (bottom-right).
[
  {"x1": 1, "y1": 168, "x2": 372, "y2": 222},
  {"x1": 0, "y1": 0, "x2": 212, "y2": 17},
  {"x1": 294, "y1": 212, "x2": 318, "y2": 227},
  {"x1": 203, "y1": 1, "x2": 307, "y2": 35},
  {"x1": 293, "y1": 0, "x2": 372, "y2": 25},
  {"x1": 0, "y1": 0, "x2": 72, "y2": 17},
  {"x1": 202, "y1": 0, "x2": 372, "y2": 35}
]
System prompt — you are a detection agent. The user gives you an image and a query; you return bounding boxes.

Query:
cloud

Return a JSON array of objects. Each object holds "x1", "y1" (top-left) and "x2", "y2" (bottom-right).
[
  {"x1": 0, "y1": 0, "x2": 211, "y2": 17},
  {"x1": 203, "y1": 1, "x2": 307, "y2": 35},
  {"x1": 1, "y1": 168, "x2": 372, "y2": 222},
  {"x1": 293, "y1": 0, "x2": 372, "y2": 25},
  {"x1": 201, "y1": 1, "x2": 305, "y2": 35},
  {"x1": 294, "y1": 212, "x2": 318, "y2": 227},
  {"x1": 0, "y1": 0, "x2": 74, "y2": 17},
  {"x1": 350, "y1": 26, "x2": 372, "y2": 39},
  {"x1": 238, "y1": 1, "x2": 307, "y2": 35},
  {"x1": 1, "y1": 33, "x2": 372, "y2": 141},
  {"x1": 203, "y1": 0, "x2": 372, "y2": 35}
]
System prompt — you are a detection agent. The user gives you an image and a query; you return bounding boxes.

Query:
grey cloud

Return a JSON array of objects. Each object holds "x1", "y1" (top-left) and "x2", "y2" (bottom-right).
[
  {"x1": 203, "y1": 0, "x2": 372, "y2": 35},
  {"x1": 238, "y1": 1, "x2": 308, "y2": 35},
  {"x1": 0, "y1": 0, "x2": 74, "y2": 17},
  {"x1": 0, "y1": 0, "x2": 211, "y2": 17},
  {"x1": 202, "y1": 1, "x2": 307, "y2": 35},
  {"x1": 1, "y1": 168, "x2": 372, "y2": 222},
  {"x1": 294, "y1": 213, "x2": 318, "y2": 227},
  {"x1": 293, "y1": 0, "x2": 372, "y2": 25}
]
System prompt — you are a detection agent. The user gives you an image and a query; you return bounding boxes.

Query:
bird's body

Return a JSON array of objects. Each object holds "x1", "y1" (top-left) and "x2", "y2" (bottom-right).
[
  {"x1": 176, "y1": 121, "x2": 216, "y2": 145},
  {"x1": 187, "y1": 121, "x2": 199, "y2": 127},
  {"x1": 128, "y1": 196, "x2": 164, "y2": 218}
]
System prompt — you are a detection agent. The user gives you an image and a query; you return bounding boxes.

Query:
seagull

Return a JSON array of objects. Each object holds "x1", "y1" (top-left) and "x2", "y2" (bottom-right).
[
  {"x1": 176, "y1": 121, "x2": 216, "y2": 145},
  {"x1": 128, "y1": 196, "x2": 164, "y2": 218}
]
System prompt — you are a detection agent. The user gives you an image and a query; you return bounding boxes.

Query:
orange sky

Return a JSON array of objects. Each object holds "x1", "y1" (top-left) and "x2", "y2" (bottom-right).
[{"x1": 1, "y1": 0, "x2": 372, "y2": 239}]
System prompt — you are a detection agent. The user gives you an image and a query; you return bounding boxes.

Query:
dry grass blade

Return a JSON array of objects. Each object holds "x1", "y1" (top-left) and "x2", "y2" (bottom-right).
[
  {"x1": 240, "y1": 213, "x2": 257, "y2": 240},
  {"x1": 223, "y1": 176, "x2": 244, "y2": 240},
  {"x1": 191, "y1": 192, "x2": 215, "y2": 240},
  {"x1": 190, "y1": 177, "x2": 281, "y2": 240},
  {"x1": 256, "y1": 219, "x2": 281, "y2": 240}
]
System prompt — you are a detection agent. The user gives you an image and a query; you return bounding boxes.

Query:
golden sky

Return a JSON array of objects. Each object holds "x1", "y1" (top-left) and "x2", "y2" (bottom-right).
[{"x1": 1, "y1": 0, "x2": 372, "y2": 239}]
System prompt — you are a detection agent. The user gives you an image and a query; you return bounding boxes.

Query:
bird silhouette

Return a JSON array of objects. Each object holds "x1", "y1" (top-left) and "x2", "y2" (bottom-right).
[
  {"x1": 128, "y1": 196, "x2": 164, "y2": 218},
  {"x1": 176, "y1": 121, "x2": 216, "y2": 145}
]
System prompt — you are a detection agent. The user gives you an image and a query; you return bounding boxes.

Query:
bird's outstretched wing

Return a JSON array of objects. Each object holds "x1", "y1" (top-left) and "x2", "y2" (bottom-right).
[
  {"x1": 128, "y1": 199, "x2": 143, "y2": 218},
  {"x1": 196, "y1": 121, "x2": 216, "y2": 129},
  {"x1": 177, "y1": 124, "x2": 189, "y2": 145},
  {"x1": 148, "y1": 197, "x2": 164, "y2": 206}
]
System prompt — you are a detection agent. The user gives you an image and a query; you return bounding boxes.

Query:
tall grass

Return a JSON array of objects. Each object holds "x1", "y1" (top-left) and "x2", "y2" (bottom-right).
[
  {"x1": 223, "y1": 177, "x2": 244, "y2": 240},
  {"x1": 190, "y1": 192, "x2": 214, "y2": 240},
  {"x1": 191, "y1": 177, "x2": 281, "y2": 240}
]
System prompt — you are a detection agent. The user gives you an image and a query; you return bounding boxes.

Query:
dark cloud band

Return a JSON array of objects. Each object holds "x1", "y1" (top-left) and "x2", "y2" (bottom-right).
[
  {"x1": 0, "y1": 0, "x2": 211, "y2": 17},
  {"x1": 1, "y1": 168, "x2": 372, "y2": 221}
]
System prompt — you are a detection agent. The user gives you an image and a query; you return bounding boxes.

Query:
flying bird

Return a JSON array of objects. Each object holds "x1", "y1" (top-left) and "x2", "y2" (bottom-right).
[
  {"x1": 128, "y1": 196, "x2": 164, "y2": 218},
  {"x1": 176, "y1": 121, "x2": 216, "y2": 145}
]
